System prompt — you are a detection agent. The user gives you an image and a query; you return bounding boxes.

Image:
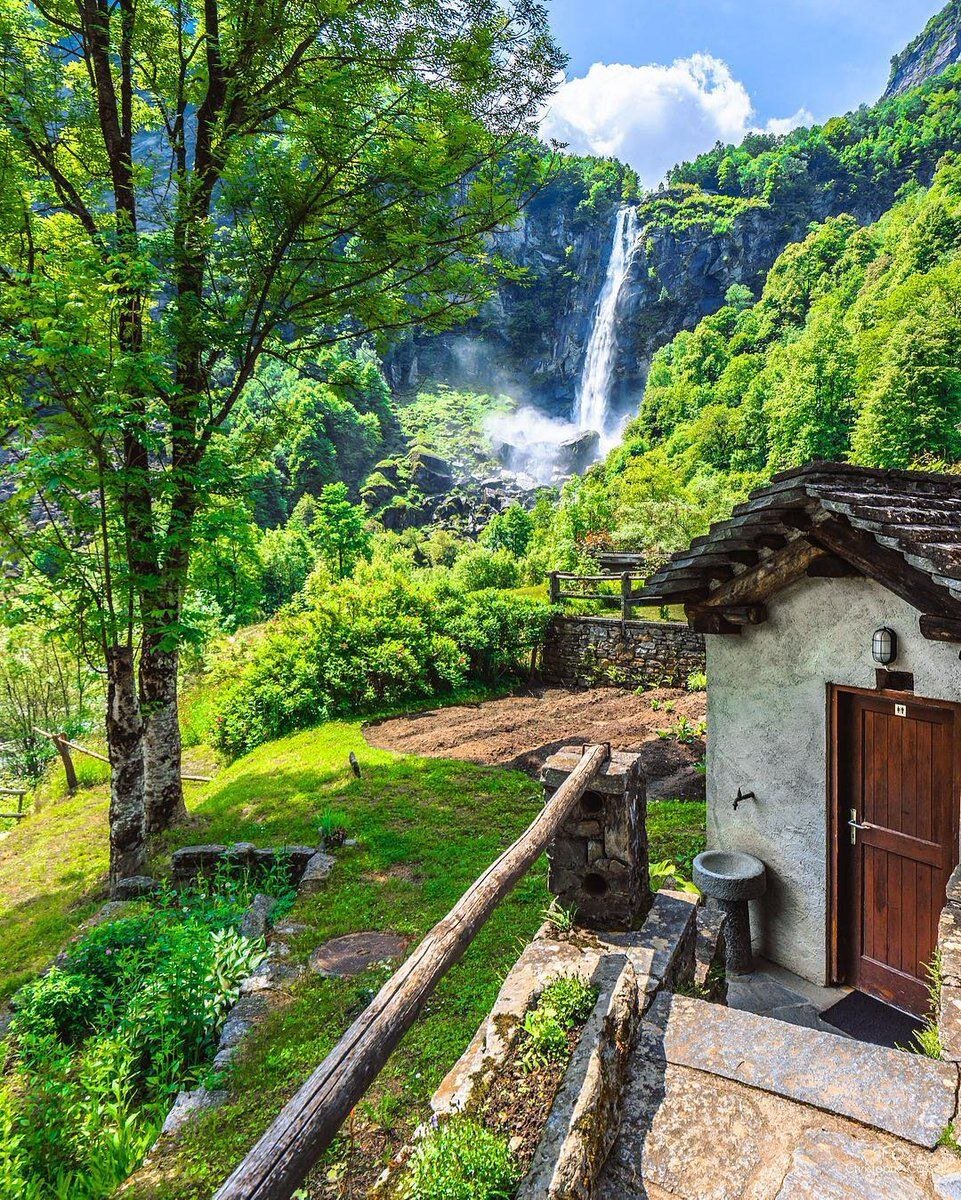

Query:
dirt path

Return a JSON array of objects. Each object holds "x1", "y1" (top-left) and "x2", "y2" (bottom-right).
[{"x1": 364, "y1": 686, "x2": 706, "y2": 800}]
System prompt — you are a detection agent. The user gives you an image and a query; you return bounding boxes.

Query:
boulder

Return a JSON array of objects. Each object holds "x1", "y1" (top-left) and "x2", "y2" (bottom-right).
[
  {"x1": 555, "y1": 430, "x2": 600, "y2": 475},
  {"x1": 112, "y1": 875, "x2": 159, "y2": 900},
  {"x1": 408, "y1": 448, "x2": 454, "y2": 495}
]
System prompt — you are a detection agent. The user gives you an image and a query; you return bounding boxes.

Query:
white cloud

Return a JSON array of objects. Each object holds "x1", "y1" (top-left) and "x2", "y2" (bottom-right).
[
  {"x1": 540, "y1": 54, "x2": 811, "y2": 188},
  {"x1": 763, "y1": 108, "x2": 815, "y2": 136}
]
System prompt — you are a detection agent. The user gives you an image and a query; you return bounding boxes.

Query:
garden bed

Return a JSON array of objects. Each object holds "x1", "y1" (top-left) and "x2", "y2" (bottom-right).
[{"x1": 376, "y1": 964, "x2": 600, "y2": 1198}]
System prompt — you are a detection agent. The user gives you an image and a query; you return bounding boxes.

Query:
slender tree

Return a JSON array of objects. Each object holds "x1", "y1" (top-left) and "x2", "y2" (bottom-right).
[{"x1": 0, "y1": 0, "x2": 562, "y2": 889}]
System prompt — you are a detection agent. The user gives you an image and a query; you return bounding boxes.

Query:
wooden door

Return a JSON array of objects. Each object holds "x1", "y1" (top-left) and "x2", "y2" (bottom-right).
[{"x1": 835, "y1": 690, "x2": 960, "y2": 1015}]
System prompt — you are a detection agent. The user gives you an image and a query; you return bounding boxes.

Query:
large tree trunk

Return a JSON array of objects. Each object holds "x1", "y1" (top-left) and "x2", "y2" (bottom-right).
[
  {"x1": 140, "y1": 634, "x2": 186, "y2": 834},
  {"x1": 106, "y1": 645, "x2": 146, "y2": 893}
]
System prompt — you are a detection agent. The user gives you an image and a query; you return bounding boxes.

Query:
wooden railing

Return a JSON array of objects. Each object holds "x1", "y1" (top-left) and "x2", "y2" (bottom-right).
[
  {"x1": 0, "y1": 786, "x2": 27, "y2": 821},
  {"x1": 213, "y1": 743, "x2": 610, "y2": 1200},
  {"x1": 548, "y1": 571, "x2": 648, "y2": 620}
]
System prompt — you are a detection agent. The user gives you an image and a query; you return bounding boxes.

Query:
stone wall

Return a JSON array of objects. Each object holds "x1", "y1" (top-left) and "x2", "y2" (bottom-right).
[
  {"x1": 939, "y1": 865, "x2": 961, "y2": 1060},
  {"x1": 541, "y1": 615, "x2": 705, "y2": 690}
]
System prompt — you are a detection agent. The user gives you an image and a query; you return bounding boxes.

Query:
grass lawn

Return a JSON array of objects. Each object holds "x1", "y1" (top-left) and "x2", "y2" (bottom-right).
[{"x1": 0, "y1": 717, "x2": 705, "y2": 1199}]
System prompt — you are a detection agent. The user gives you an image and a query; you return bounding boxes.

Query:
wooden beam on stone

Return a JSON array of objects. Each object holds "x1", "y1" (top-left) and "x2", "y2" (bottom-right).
[
  {"x1": 212, "y1": 744, "x2": 612, "y2": 1200},
  {"x1": 685, "y1": 606, "x2": 742, "y2": 635},
  {"x1": 703, "y1": 538, "x2": 823, "y2": 609},
  {"x1": 718, "y1": 603, "x2": 768, "y2": 626}
]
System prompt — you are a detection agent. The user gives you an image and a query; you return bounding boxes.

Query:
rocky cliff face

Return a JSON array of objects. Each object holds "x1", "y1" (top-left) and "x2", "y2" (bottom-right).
[
  {"x1": 607, "y1": 181, "x2": 897, "y2": 414},
  {"x1": 884, "y1": 1, "x2": 961, "y2": 99},
  {"x1": 391, "y1": 152, "x2": 922, "y2": 423},
  {"x1": 386, "y1": 175, "x2": 621, "y2": 417}
]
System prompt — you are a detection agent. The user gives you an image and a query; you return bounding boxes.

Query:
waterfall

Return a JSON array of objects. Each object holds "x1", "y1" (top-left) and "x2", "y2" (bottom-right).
[{"x1": 574, "y1": 205, "x2": 638, "y2": 434}]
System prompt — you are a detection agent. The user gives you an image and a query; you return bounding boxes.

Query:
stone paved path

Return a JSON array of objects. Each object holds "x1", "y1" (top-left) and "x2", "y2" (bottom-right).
[{"x1": 598, "y1": 992, "x2": 961, "y2": 1200}]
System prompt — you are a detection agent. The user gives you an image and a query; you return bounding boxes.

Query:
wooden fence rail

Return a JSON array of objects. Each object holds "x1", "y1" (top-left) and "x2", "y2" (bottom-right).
[
  {"x1": 213, "y1": 742, "x2": 611, "y2": 1200},
  {"x1": 0, "y1": 786, "x2": 27, "y2": 821},
  {"x1": 548, "y1": 570, "x2": 648, "y2": 620},
  {"x1": 33, "y1": 727, "x2": 212, "y2": 792}
]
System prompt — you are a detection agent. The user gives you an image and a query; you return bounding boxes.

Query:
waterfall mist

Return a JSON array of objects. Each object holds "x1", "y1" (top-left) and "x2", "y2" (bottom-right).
[{"x1": 574, "y1": 205, "x2": 639, "y2": 439}]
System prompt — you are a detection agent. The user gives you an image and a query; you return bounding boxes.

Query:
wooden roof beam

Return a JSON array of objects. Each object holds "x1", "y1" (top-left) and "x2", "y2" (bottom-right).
[
  {"x1": 702, "y1": 538, "x2": 824, "y2": 608},
  {"x1": 919, "y1": 615, "x2": 961, "y2": 644},
  {"x1": 808, "y1": 515, "x2": 961, "y2": 619}
]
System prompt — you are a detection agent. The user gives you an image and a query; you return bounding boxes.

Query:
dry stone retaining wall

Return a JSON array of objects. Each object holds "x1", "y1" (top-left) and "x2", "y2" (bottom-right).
[{"x1": 541, "y1": 616, "x2": 705, "y2": 691}]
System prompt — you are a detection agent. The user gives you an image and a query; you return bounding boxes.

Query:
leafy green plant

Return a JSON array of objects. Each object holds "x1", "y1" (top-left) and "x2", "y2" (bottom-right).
[
  {"x1": 538, "y1": 974, "x2": 597, "y2": 1027},
  {"x1": 401, "y1": 1116, "x2": 520, "y2": 1200},
  {"x1": 686, "y1": 671, "x2": 707, "y2": 692},
  {"x1": 904, "y1": 951, "x2": 944, "y2": 1059},
  {"x1": 541, "y1": 898, "x2": 576, "y2": 933},
  {"x1": 649, "y1": 860, "x2": 700, "y2": 894},
  {"x1": 520, "y1": 1007, "x2": 569, "y2": 1069},
  {"x1": 519, "y1": 974, "x2": 597, "y2": 1071},
  {"x1": 657, "y1": 717, "x2": 706, "y2": 744},
  {"x1": 11, "y1": 970, "x2": 101, "y2": 1044},
  {"x1": 3, "y1": 875, "x2": 270, "y2": 1198}
]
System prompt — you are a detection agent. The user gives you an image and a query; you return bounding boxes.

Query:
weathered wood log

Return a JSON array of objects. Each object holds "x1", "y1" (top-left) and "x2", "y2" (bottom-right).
[{"x1": 212, "y1": 743, "x2": 612, "y2": 1200}]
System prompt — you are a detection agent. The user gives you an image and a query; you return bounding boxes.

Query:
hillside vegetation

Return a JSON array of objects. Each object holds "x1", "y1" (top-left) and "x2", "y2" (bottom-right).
[{"x1": 570, "y1": 155, "x2": 961, "y2": 562}]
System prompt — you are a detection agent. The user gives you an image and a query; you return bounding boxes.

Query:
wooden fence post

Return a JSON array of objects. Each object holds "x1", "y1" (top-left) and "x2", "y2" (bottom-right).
[
  {"x1": 621, "y1": 572, "x2": 631, "y2": 623},
  {"x1": 548, "y1": 571, "x2": 560, "y2": 605},
  {"x1": 53, "y1": 734, "x2": 78, "y2": 795}
]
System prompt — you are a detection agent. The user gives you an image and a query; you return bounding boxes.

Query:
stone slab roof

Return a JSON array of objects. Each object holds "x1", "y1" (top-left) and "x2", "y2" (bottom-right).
[{"x1": 637, "y1": 462, "x2": 961, "y2": 636}]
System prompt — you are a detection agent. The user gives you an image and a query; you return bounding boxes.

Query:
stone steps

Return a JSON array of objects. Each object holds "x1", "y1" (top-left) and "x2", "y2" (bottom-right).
[
  {"x1": 643, "y1": 993, "x2": 958, "y2": 1148},
  {"x1": 597, "y1": 992, "x2": 961, "y2": 1200}
]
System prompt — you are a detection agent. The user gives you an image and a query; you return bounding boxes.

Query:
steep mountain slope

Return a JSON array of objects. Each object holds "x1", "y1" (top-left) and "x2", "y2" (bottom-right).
[
  {"x1": 585, "y1": 155, "x2": 961, "y2": 560},
  {"x1": 885, "y1": 0, "x2": 961, "y2": 98},
  {"x1": 403, "y1": 59, "x2": 961, "y2": 424},
  {"x1": 385, "y1": 154, "x2": 637, "y2": 411}
]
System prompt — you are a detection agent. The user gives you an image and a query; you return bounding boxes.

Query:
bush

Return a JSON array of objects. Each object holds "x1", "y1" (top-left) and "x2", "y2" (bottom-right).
[
  {"x1": 450, "y1": 546, "x2": 520, "y2": 592},
  {"x1": 401, "y1": 1117, "x2": 520, "y2": 1200},
  {"x1": 3, "y1": 878, "x2": 271, "y2": 1198},
  {"x1": 212, "y1": 563, "x2": 551, "y2": 757},
  {"x1": 11, "y1": 970, "x2": 101, "y2": 1044}
]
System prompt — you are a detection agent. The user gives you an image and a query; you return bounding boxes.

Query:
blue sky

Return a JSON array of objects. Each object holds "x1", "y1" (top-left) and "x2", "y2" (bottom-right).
[{"x1": 540, "y1": 0, "x2": 943, "y2": 186}]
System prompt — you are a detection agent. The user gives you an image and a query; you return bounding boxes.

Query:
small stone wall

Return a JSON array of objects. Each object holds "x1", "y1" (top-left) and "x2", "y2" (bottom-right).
[
  {"x1": 540, "y1": 615, "x2": 705, "y2": 690},
  {"x1": 938, "y1": 865, "x2": 961, "y2": 1060}
]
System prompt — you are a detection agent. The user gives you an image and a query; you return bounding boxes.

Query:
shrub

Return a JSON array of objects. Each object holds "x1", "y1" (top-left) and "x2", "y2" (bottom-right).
[
  {"x1": 450, "y1": 546, "x2": 521, "y2": 592},
  {"x1": 211, "y1": 564, "x2": 551, "y2": 757},
  {"x1": 11, "y1": 970, "x2": 102, "y2": 1044},
  {"x1": 3, "y1": 877, "x2": 272, "y2": 1198},
  {"x1": 401, "y1": 1117, "x2": 520, "y2": 1200}
]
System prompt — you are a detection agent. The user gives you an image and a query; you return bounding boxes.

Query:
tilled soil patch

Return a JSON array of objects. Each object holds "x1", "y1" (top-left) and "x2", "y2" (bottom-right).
[{"x1": 364, "y1": 686, "x2": 706, "y2": 800}]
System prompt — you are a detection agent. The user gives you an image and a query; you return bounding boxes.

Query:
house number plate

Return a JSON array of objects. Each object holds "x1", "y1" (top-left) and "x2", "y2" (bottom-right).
[{"x1": 895, "y1": 703, "x2": 907, "y2": 717}]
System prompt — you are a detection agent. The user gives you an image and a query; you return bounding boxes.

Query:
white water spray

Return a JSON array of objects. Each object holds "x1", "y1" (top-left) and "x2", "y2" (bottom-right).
[{"x1": 574, "y1": 205, "x2": 638, "y2": 435}]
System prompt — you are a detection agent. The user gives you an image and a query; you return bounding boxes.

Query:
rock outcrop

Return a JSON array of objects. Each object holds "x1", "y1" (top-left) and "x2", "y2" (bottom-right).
[{"x1": 884, "y1": 1, "x2": 961, "y2": 99}]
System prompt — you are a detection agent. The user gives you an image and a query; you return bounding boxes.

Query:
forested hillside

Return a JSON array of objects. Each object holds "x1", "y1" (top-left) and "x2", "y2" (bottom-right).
[{"x1": 579, "y1": 155, "x2": 961, "y2": 562}]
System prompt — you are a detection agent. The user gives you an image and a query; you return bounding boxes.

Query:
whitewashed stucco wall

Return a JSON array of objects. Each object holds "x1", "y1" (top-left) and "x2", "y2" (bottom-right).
[{"x1": 706, "y1": 574, "x2": 961, "y2": 985}]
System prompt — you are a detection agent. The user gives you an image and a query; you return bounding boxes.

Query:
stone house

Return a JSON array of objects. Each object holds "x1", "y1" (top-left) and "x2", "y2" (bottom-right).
[{"x1": 638, "y1": 462, "x2": 961, "y2": 1018}]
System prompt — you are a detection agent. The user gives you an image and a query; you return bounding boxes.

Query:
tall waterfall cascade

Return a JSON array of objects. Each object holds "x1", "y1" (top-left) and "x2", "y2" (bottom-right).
[{"x1": 574, "y1": 205, "x2": 638, "y2": 435}]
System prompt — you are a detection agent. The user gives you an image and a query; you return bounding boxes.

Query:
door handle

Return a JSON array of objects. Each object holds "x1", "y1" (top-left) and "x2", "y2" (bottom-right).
[{"x1": 848, "y1": 809, "x2": 874, "y2": 844}]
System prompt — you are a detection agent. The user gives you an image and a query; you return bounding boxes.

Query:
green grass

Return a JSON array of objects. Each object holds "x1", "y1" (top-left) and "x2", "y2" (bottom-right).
[{"x1": 0, "y1": 715, "x2": 705, "y2": 1198}]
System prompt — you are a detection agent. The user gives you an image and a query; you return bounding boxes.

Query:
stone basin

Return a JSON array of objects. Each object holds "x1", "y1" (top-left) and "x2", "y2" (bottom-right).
[{"x1": 693, "y1": 851, "x2": 766, "y2": 902}]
